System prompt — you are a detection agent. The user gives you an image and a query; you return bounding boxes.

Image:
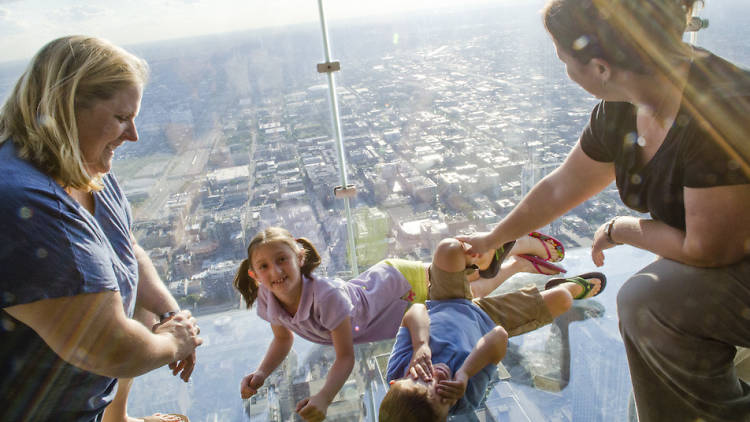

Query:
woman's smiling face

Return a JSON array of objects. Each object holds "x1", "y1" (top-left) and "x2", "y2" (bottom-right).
[{"x1": 75, "y1": 84, "x2": 142, "y2": 177}]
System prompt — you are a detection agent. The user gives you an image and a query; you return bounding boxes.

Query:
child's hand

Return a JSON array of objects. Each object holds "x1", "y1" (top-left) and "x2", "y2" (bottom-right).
[
  {"x1": 295, "y1": 394, "x2": 329, "y2": 422},
  {"x1": 437, "y1": 369, "x2": 469, "y2": 405},
  {"x1": 240, "y1": 371, "x2": 266, "y2": 399},
  {"x1": 408, "y1": 343, "x2": 433, "y2": 381}
]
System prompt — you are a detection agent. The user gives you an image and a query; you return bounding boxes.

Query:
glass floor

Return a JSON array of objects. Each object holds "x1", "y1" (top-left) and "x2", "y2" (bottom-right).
[{"x1": 128, "y1": 245, "x2": 655, "y2": 421}]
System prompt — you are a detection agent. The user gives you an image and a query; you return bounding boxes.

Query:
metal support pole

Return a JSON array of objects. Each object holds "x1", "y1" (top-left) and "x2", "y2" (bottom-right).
[{"x1": 316, "y1": 0, "x2": 359, "y2": 275}]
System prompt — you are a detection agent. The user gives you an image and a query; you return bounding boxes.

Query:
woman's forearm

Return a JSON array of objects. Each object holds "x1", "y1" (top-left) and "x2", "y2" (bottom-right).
[
  {"x1": 489, "y1": 144, "x2": 614, "y2": 249},
  {"x1": 611, "y1": 217, "x2": 742, "y2": 267},
  {"x1": 84, "y1": 320, "x2": 179, "y2": 378},
  {"x1": 4, "y1": 291, "x2": 196, "y2": 379}
]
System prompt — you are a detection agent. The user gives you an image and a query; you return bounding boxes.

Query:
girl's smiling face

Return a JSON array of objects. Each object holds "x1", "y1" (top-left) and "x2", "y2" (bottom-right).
[{"x1": 250, "y1": 240, "x2": 304, "y2": 309}]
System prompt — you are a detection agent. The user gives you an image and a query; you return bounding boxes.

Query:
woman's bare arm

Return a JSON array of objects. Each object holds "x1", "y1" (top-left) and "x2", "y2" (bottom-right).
[
  {"x1": 459, "y1": 142, "x2": 615, "y2": 254},
  {"x1": 604, "y1": 184, "x2": 750, "y2": 267},
  {"x1": 4, "y1": 291, "x2": 200, "y2": 378}
]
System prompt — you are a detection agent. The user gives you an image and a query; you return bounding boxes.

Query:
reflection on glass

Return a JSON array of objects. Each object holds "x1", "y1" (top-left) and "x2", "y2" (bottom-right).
[{"x1": 1, "y1": 0, "x2": 748, "y2": 421}]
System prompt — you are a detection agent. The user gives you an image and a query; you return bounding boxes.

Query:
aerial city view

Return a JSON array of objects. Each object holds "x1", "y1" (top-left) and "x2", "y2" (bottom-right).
[{"x1": 1, "y1": 0, "x2": 747, "y2": 421}]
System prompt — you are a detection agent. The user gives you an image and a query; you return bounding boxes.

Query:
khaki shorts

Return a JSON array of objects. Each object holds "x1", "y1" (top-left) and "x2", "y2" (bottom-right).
[{"x1": 428, "y1": 265, "x2": 553, "y2": 337}]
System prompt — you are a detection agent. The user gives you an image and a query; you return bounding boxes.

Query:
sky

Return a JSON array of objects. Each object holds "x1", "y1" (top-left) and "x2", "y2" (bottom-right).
[{"x1": 0, "y1": 0, "x2": 508, "y2": 63}]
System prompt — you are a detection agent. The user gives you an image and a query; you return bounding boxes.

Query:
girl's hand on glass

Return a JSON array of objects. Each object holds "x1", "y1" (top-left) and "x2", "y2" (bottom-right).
[
  {"x1": 408, "y1": 343, "x2": 433, "y2": 381},
  {"x1": 240, "y1": 371, "x2": 266, "y2": 399},
  {"x1": 296, "y1": 394, "x2": 329, "y2": 422}
]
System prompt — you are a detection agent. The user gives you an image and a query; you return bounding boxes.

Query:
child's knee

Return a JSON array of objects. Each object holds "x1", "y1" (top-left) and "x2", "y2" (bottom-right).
[
  {"x1": 433, "y1": 238, "x2": 467, "y2": 273},
  {"x1": 542, "y1": 288, "x2": 573, "y2": 318}
]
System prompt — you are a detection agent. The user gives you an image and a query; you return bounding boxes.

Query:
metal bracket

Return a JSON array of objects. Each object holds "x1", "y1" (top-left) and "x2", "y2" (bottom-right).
[
  {"x1": 685, "y1": 16, "x2": 708, "y2": 32},
  {"x1": 317, "y1": 61, "x2": 341, "y2": 73},
  {"x1": 333, "y1": 184, "x2": 356, "y2": 199}
]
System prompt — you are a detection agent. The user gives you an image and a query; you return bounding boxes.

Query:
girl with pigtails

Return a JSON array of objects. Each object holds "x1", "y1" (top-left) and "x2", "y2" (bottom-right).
[{"x1": 233, "y1": 226, "x2": 576, "y2": 421}]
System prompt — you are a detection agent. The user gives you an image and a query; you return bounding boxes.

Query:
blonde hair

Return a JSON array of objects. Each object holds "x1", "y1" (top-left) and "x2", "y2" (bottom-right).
[
  {"x1": 378, "y1": 380, "x2": 447, "y2": 421},
  {"x1": 233, "y1": 227, "x2": 322, "y2": 308},
  {"x1": 0, "y1": 35, "x2": 149, "y2": 191}
]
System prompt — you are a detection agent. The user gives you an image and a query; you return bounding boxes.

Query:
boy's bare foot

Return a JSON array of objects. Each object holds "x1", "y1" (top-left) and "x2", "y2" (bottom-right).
[
  {"x1": 545, "y1": 272, "x2": 607, "y2": 299},
  {"x1": 511, "y1": 233, "x2": 564, "y2": 262}
]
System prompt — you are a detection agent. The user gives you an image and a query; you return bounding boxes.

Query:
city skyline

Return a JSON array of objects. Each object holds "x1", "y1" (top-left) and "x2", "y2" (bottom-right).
[{"x1": 0, "y1": 0, "x2": 512, "y2": 63}]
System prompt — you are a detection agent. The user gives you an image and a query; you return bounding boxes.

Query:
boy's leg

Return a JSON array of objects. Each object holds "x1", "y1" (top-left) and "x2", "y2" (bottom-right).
[
  {"x1": 473, "y1": 287, "x2": 554, "y2": 337},
  {"x1": 474, "y1": 273, "x2": 605, "y2": 336},
  {"x1": 468, "y1": 258, "x2": 527, "y2": 298},
  {"x1": 541, "y1": 273, "x2": 605, "y2": 318},
  {"x1": 428, "y1": 238, "x2": 475, "y2": 300}
]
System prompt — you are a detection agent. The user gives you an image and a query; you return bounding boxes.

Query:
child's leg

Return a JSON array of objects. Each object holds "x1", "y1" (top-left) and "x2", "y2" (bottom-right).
[
  {"x1": 433, "y1": 238, "x2": 468, "y2": 273},
  {"x1": 474, "y1": 286, "x2": 554, "y2": 336},
  {"x1": 509, "y1": 232, "x2": 565, "y2": 262},
  {"x1": 541, "y1": 274, "x2": 605, "y2": 317},
  {"x1": 428, "y1": 238, "x2": 475, "y2": 300},
  {"x1": 468, "y1": 254, "x2": 564, "y2": 298},
  {"x1": 474, "y1": 274, "x2": 605, "y2": 338},
  {"x1": 102, "y1": 377, "x2": 134, "y2": 422},
  {"x1": 468, "y1": 259, "x2": 526, "y2": 298}
]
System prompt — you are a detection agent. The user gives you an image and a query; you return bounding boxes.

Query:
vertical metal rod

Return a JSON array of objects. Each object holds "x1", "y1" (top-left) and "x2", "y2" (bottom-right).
[
  {"x1": 689, "y1": 1, "x2": 703, "y2": 45},
  {"x1": 316, "y1": 0, "x2": 359, "y2": 275}
]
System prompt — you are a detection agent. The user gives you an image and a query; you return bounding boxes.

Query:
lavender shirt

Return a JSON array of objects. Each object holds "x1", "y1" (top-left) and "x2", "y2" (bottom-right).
[{"x1": 256, "y1": 261, "x2": 412, "y2": 344}]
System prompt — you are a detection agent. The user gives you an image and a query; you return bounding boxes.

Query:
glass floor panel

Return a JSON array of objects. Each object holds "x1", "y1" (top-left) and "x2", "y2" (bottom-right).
[{"x1": 129, "y1": 245, "x2": 655, "y2": 421}]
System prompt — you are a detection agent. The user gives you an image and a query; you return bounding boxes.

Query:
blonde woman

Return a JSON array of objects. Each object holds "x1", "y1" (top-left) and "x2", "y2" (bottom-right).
[{"x1": 0, "y1": 36, "x2": 200, "y2": 421}]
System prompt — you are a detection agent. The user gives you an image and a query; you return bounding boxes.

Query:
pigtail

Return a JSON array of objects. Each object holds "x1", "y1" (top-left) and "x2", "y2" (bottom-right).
[
  {"x1": 296, "y1": 237, "x2": 321, "y2": 277},
  {"x1": 233, "y1": 258, "x2": 259, "y2": 308}
]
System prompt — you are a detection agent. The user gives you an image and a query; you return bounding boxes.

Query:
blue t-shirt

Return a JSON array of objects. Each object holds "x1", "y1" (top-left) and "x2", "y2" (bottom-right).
[
  {"x1": 0, "y1": 140, "x2": 138, "y2": 421},
  {"x1": 385, "y1": 299, "x2": 499, "y2": 415}
]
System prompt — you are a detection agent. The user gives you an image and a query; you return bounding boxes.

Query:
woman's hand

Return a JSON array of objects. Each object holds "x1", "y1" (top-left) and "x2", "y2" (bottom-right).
[
  {"x1": 591, "y1": 217, "x2": 621, "y2": 267},
  {"x1": 153, "y1": 310, "x2": 202, "y2": 361},
  {"x1": 437, "y1": 369, "x2": 469, "y2": 405},
  {"x1": 296, "y1": 394, "x2": 329, "y2": 422},
  {"x1": 455, "y1": 232, "x2": 495, "y2": 256},
  {"x1": 152, "y1": 313, "x2": 197, "y2": 382},
  {"x1": 240, "y1": 371, "x2": 266, "y2": 399},
  {"x1": 408, "y1": 343, "x2": 433, "y2": 381}
]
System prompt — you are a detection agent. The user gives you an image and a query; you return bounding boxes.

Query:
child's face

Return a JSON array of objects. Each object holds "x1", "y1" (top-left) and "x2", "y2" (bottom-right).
[
  {"x1": 394, "y1": 362, "x2": 456, "y2": 416},
  {"x1": 250, "y1": 240, "x2": 304, "y2": 301}
]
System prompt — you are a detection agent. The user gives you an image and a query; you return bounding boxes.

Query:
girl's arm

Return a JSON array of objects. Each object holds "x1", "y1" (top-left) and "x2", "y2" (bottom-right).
[
  {"x1": 402, "y1": 303, "x2": 433, "y2": 380},
  {"x1": 296, "y1": 317, "x2": 354, "y2": 421},
  {"x1": 240, "y1": 324, "x2": 293, "y2": 399},
  {"x1": 437, "y1": 326, "x2": 508, "y2": 403},
  {"x1": 593, "y1": 184, "x2": 750, "y2": 267}
]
